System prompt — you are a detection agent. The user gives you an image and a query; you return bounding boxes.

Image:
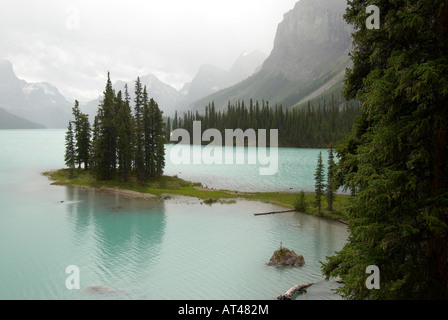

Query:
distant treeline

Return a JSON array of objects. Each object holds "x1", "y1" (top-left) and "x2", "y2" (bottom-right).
[{"x1": 167, "y1": 98, "x2": 361, "y2": 148}]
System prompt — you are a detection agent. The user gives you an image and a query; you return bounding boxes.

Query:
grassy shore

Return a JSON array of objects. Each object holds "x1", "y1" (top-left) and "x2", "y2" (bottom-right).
[{"x1": 43, "y1": 168, "x2": 349, "y2": 222}]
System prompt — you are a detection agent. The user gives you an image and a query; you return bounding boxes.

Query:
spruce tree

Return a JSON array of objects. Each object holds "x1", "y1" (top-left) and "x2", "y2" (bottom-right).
[
  {"x1": 322, "y1": 0, "x2": 448, "y2": 299},
  {"x1": 70, "y1": 100, "x2": 90, "y2": 169},
  {"x1": 134, "y1": 77, "x2": 145, "y2": 184},
  {"x1": 77, "y1": 113, "x2": 91, "y2": 170},
  {"x1": 153, "y1": 100, "x2": 166, "y2": 176},
  {"x1": 314, "y1": 151, "x2": 325, "y2": 216},
  {"x1": 95, "y1": 72, "x2": 116, "y2": 180},
  {"x1": 116, "y1": 90, "x2": 134, "y2": 183},
  {"x1": 166, "y1": 116, "x2": 171, "y2": 143},
  {"x1": 89, "y1": 115, "x2": 100, "y2": 172},
  {"x1": 71, "y1": 100, "x2": 82, "y2": 168},
  {"x1": 64, "y1": 121, "x2": 76, "y2": 177},
  {"x1": 142, "y1": 87, "x2": 155, "y2": 179},
  {"x1": 173, "y1": 110, "x2": 178, "y2": 130}
]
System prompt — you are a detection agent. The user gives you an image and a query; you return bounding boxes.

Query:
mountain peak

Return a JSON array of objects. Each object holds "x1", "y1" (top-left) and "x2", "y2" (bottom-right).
[
  {"x1": 177, "y1": 51, "x2": 267, "y2": 110},
  {"x1": 83, "y1": 74, "x2": 184, "y2": 119},
  {"x1": 263, "y1": 0, "x2": 351, "y2": 80},
  {"x1": 229, "y1": 50, "x2": 267, "y2": 79},
  {"x1": 189, "y1": 0, "x2": 352, "y2": 112},
  {"x1": 0, "y1": 59, "x2": 13, "y2": 69},
  {"x1": 0, "y1": 60, "x2": 72, "y2": 128},
  {"x1": 0, "y1": 59, "x2": 19, "y2": 83},
  {"x1": 140, "y1": 73, "x2": 159, "y2": 83},
  {"x1": 235, "y1": 50, "x2": 267, "y2": 63}
]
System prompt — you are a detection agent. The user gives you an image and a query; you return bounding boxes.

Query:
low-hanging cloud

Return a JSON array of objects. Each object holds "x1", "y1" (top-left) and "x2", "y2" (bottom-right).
[{"x1": 0, "y1": 0, "x2": 299, "y2": 102}]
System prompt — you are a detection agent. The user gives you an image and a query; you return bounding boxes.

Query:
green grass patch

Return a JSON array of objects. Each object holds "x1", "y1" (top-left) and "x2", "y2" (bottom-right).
[
  {"x1": 43, "y1": 169, "x2": 239, "y2": 201},
  {"x1": 243, "y1": 191, "x2": 348, "y2": 221}
]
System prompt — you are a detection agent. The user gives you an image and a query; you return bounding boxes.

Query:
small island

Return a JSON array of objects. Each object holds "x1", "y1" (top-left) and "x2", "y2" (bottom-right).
[
  {"x1": 43, "y1": 168, "x2": 348, "y2": 222},
  {"x1": 53, "y1": 72, "x2": 349, "y2": 222},
  {"x1": 266, "y1": 246, "x2": 305, "y2": 267}
]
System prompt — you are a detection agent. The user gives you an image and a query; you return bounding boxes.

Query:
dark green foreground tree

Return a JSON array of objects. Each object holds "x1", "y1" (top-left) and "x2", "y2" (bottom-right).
[{"x1": 322, "y1": 1, "x2": 448, "y2": 299}]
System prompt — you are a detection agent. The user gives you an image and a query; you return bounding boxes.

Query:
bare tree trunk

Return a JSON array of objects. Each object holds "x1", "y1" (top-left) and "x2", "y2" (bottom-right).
[{"x1": 277, "y1": 283, "x2": 314, "y2": 300}]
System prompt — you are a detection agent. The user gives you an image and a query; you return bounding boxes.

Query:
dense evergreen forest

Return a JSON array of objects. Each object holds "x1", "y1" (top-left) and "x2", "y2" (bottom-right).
[
  {"x1": 168, "y1": 99, "x2": 361, "y2": 148},
  {"x1": 65, "y1": 73, "x2": 166, "y2": 184},
  {"x1": 322, "y1": 0, "x2": 448, "y2": 300}
]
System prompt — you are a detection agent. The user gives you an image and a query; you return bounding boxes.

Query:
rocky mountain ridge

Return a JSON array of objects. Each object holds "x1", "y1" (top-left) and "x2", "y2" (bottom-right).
[
  {"x1": 190, "y1": 0, "x2": 353, "y2": 113},
  {"x1": 0, "y1": 60, "x2": 72, "y2": 128}
]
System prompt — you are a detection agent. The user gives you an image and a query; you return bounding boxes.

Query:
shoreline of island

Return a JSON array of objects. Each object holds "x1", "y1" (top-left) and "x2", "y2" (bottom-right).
[{"x1": 43, "y1": 168, "x2": 349, "y2": 223}]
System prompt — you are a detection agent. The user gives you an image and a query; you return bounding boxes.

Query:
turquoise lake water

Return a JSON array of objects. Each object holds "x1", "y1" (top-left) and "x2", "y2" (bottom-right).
[{"x1": 0, "y1": 129, "x2": 348, "y2": 300}]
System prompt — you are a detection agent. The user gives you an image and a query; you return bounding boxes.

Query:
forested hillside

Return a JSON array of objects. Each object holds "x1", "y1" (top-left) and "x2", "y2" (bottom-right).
[{"x1": 169, "y1": 98, "x2": 360, "y2": 148}]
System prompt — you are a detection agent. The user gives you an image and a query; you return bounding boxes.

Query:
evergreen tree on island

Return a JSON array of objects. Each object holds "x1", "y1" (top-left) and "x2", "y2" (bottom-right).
[
  {"x1": 95, "y1": 72, "x2": 117, "y2": 180},
  {"x1": 64, "y1": 121, "x2": 76, "y2": 177},
  {"x1": 63, "y1": 72, "x2": 166, "y2": 184},
  {"x1": 154, "y1": 101, "x2": 166, "y2": 177},
  {"x1": 134, "y1": 77, "x2": 145, "y2": 184},
  {"x1": 89, "y1": 115, "x2": 100, "y2": 173},
  {"x1": 71, "y1": 100, "x2": 91, "y2": 169},
  {"x1": 142, "y1": 86, "x2": 155, "y2": 179},
  {"x1": 116, "y1": 87, "x2": 134, "y2": 183}
]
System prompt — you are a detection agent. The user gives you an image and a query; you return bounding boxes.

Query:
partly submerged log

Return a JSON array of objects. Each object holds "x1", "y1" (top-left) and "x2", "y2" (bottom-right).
[
  {"x1": 277, "y1": 283, "x2": 315, "y2": 300},
  {"x1": 254, "y1": 210, "x2": 296, "y2": 216}
]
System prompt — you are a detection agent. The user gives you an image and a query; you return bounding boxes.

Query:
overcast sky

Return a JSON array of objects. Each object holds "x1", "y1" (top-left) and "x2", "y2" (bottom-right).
[{"x1": 0, "y1": 0, "x2": 299, "y2": 102}]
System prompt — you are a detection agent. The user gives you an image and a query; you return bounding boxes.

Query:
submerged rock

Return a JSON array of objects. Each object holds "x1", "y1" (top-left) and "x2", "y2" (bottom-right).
[
  {"x1": 85, "y1": 285, "x2": 119, "y2": 295},
  {"x1": 266, "y1": 247, "x2": 305, "y2": 267}
]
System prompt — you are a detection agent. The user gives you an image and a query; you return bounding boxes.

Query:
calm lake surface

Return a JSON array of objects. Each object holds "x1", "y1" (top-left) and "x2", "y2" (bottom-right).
[{"x1": 0, "y1": 129, "x2": 348, "y2": 300}]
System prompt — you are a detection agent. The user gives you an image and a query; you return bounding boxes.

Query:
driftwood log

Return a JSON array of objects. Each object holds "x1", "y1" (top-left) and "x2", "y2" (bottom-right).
[
  {"x1": 254, "y1": 210, "x2": 296, "y2": 216},
  {"x1": 277, "y1": 282, "x2": 314, "y2": 300}
]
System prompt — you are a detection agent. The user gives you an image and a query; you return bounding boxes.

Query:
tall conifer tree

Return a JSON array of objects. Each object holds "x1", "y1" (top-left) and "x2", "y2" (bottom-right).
[
  {"x1": 71, "y1": 100, "x2": 82, "y2": 168},
  {"x1": 77, "y1": 113, "x2": 91, "y2": 170},
  {"x1": 153, "y1": 99, "x2": 166, "y2": 176},
  {"x1": 71, "y1": 100, "x2": 91, "y2": 169},
  {"x1": 116, "y1": 90, "x2": 134, "y2": 183},
  {"x1": 142, "y1": 86, "x2": 154, "y2": 179},
  {"x1": 166, "y1": 116, "x2": 171, "y2": 142},
  {"x1": 89, "y1": 115, "x2": 100, "y2": 172},
  {"x1": 65, "y1": 121, "x2": 76, "y2": 177},
  {"x1": 134, "y1": 77, "x2": 145, "y2": 184},
  {"x1": 95, "y1": 72, "x2": 116, "y2": 180}
]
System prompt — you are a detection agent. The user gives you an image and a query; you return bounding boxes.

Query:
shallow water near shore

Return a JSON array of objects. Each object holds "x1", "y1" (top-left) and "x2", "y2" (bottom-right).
[{"x1": 0, "y1": 130, "x2": 348, "y2": 300}]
